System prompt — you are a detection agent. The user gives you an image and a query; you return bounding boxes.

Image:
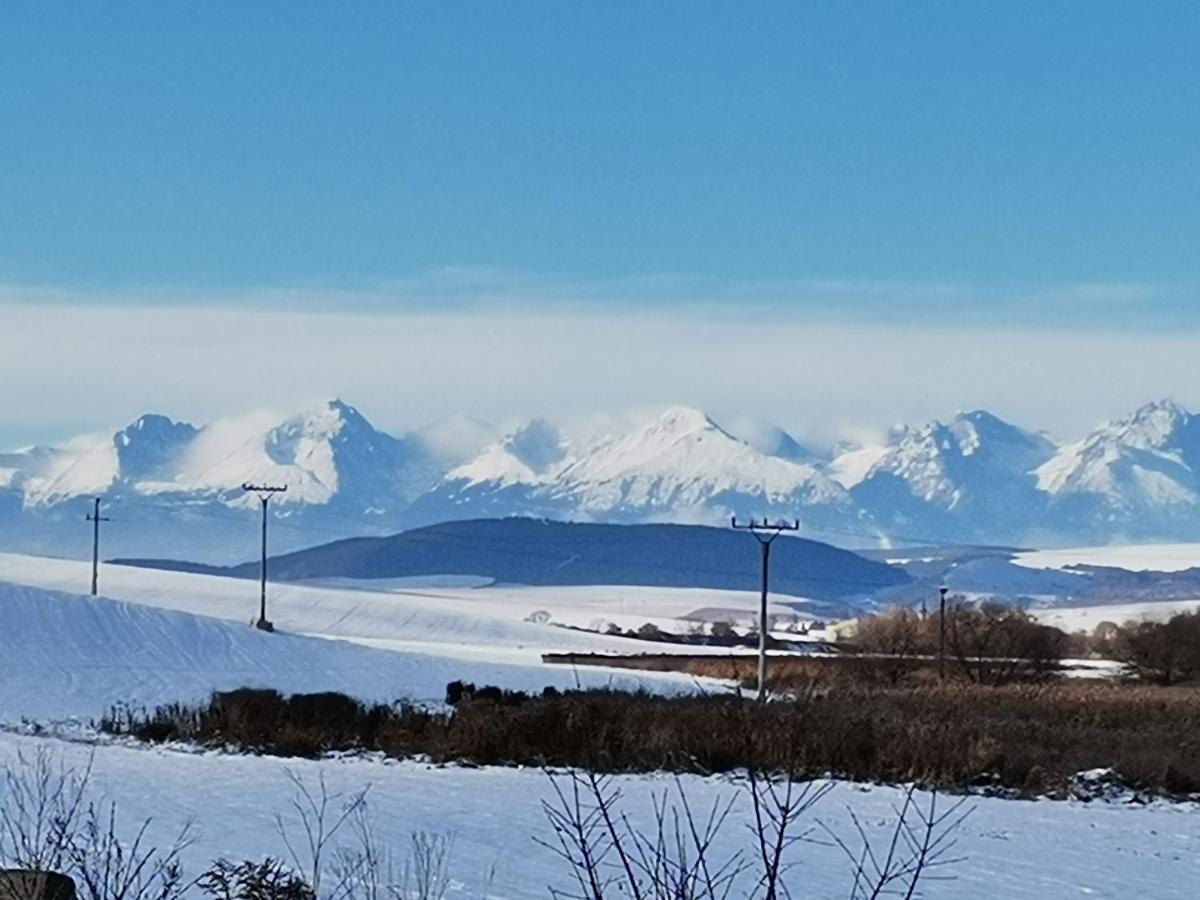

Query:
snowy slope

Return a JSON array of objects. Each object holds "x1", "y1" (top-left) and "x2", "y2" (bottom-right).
[
  {"x1": 12, "y1": 397, "x2": 1200, "y2": 554},
  {"x1": 1014, "y1": 543, "x2": 1200, "y2": 573},
  {"x1": 0, "y1": 552, "x2": 814, "y2": 669},
  {"x1": 2, "y1": 731, "x2": 1198, "y2": 900},
  {"x1": 427, "y1": 407, "x2": 861, "y2": 537},
  {"x1": 1035, "y1": 400, "x2": 1200, "y2": 539},
  {"x1": 0, "y1": 582, "x2": 705, "y2": 722},
  {"x1": 834, "y1": 410, "x2": 1056, "y2": 544}
]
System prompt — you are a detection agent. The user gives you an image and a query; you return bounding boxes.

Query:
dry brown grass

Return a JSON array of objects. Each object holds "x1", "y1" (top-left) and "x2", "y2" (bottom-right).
[{"x1": 101, "y1": 673, "x2": 1200, "y2": 799}]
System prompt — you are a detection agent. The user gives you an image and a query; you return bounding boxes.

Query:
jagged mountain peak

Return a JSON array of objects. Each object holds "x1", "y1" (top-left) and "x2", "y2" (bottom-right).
[
  {"x1": 11, "y1": 398, "x2": 1200, "y2": 555},
  {"x1": 447, "y1": 418, "x2": 569, "y2": 488},
  {"x1": 653, "y1": 405, "x2": 720, "y2": 433},
  {"x1": 1034, "y1": 399, "x2": 1200, "y2": 513},
  {"x1": 114, "y1": 414, "x2": 198, "y2": 483},
  {"x1": 1099, "y1": 398, "x2": 1193, "y2": 448}
]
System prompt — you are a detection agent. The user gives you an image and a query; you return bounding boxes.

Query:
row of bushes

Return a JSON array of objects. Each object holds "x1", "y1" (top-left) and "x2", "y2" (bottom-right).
[
  {"x1": 101, "y1": 679, "x2": 1200, "y2": 797},
  {"x1": 852, "y1": 604, "x2": 1200, "y2": 685}
]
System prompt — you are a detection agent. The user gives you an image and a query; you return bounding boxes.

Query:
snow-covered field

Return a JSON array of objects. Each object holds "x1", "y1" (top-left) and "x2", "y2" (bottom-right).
[
  {"x1": 1014, "y1": 543, "x2": 1200, "y2": 573},
  {"x1": 0, "y1": 551, "x2": 773, "y2": 723},
  {"x1": 1, "y1": 731, "x2": 1198, "y2": 900},
  {"x1": 2, "y1": 551, "x2": 1197, "y2": 898},
  {"x1": 0, "y1": 583, "x2": 714, "y2": 722},
  {"x1": 0, "y1": 553, "x2": 797, "y2": 670},
  {"x1": 1034, "y1": 598, "x2": 1200, "y2": 633}
]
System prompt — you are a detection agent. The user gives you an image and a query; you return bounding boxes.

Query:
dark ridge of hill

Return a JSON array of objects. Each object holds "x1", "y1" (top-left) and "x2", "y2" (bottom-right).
[{"x1": 114, "y1": 517, "x2": 909, "y2": 602}]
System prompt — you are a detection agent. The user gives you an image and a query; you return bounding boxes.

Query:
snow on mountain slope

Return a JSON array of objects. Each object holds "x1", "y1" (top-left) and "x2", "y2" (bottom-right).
[
  {"x1": 557, "y1": 407, "x2": 849, "y2": 513},
  {"x1": 431, "y1": 407, "x2": 858, "y2": 534},
  {"x1": 836, "y1": 410, "x2": 1057, "y2": 542},
  {"x1": 827, "y1": 443, "x2": 889, "y2": 490},
  {"x1": 1034, "y1": 401, "x2": 1200, "y2": 532},
  {"x1": 447, "y1": 418, "x2": 568, "y2": 488},
  {"x1": 18, "y1": 433, "x2": 121, "y2": 507},
  {"x1": 3, "y1": 731, "x2": 1198, "y2": 900},
  {"x1": 717, "y1": 415, "x2": 819, "y2": 463},
  {"x1": 164, "y1": 400, "x2": 440, "y2": 511},
  {"x1": 11, "y1": 398, "x2": 1200, "y2": 553}
]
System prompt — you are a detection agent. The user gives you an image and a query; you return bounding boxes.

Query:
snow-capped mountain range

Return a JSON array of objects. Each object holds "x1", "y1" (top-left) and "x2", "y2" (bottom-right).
[{"x1": 4, "y1": 398, "x2": 1200, "y2": 562}]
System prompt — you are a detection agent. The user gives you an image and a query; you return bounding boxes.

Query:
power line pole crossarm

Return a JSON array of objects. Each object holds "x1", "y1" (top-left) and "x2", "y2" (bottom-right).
[
  {"x1": 86, "y1": 497, "x2": 110, "y2": 596},
  {"x1": 242, "y1": 483, "x2": 287, "y2": 632},
  {"x1": 731, "y1": 516, "x2": 800, "y2": 703}
]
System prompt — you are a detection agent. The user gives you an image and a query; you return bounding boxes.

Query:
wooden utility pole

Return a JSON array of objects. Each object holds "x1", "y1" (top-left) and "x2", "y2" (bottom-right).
[
  {"x1": 732, "y1": 517, "x2": 800, "y2": 703},
  {"x1": 938, "y1": 586, "x2": 949, "y2": 680},
  {"x1": 242, "y1": 483, "x2": 287, "y2": 631},
  {"x1": 86, "y1": 497, "x2": 109, "y2": 596}
]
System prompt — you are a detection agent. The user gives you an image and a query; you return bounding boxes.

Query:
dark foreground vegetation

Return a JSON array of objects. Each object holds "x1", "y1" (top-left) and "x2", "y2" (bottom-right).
[{"x1": 102, "y1": 677, "x2": 1200, "y2": 799}]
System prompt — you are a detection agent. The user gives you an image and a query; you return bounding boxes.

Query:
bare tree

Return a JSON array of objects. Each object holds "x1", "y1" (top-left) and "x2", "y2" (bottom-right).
[
  {"x1": 539, "y1": 769, "x2": 967, "y2": 900},
  {"x1": 274, "y1": 771, "x2": 369, "y2": 900},
  {"x1": 1114, "y1": 612, "x2": 1200, "y2": 685},
  {"x1": 945, "y1": 602, "x2": 1065, "y2": 684},
  {"x1": 0, "y1": 748, "x2": 92, "y2": 874},
  {"x1": 68, "y1": 804, "x2": 192, "y2": 900},
  {"x1": 819, "y1": 786, "x2": 970, "y2": 899},
  {"x1": 0, "y1": 748, "x2": 192, "y2": 900}
]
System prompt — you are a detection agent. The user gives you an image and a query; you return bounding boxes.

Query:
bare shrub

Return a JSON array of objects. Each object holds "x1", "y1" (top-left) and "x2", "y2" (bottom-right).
[
  {"x1": 820, "y1": 787, "x2": 970, "y2": 899},
  {"x1": 539, "y1": 770, "x2": 966, "y2": 900},
  {"x1": 274, "y1": 771, "x2": 368, "y2": 899},
  {"x1": 850, "y1": 608, "x2": 934, "y2": 685},
  {"x1": 68, "y1": 804, "x2": 192, "y2": 900},
  {"x1": 0, "y1": 748, "x2": 91, "y2": 874},
  {"x1": 398, "y1": 833, "x2": 453, "y2": 900},
  {"x1": 0, "y1": 748, "x2": 192, "y2": 900}
]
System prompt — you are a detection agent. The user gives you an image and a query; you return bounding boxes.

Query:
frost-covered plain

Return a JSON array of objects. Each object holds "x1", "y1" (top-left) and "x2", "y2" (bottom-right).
[
  {"x1": 1034, "y1": 598, "x2": 1200, "y2": 633},
  {"x1": 2, "y1": 552, "x2": 1198, "y2": 898},
  {"x1": 0, "y1": 553, "x2": 800, "y2": 669},
  {"x1": 1, "y1": 731, "x2": 1198, "y2": 900},
  {"x1": 0, "y1": 582, "x2": 709, "y2": 722},
  {"x1": 1014, "y1": 543, "x2": 1200, "y2": 573}
]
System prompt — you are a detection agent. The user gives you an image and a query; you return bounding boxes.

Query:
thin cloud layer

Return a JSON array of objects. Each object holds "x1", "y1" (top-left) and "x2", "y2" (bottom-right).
[{"x1": 2, "y1": 291, "x2": 1199, "y2": 449}]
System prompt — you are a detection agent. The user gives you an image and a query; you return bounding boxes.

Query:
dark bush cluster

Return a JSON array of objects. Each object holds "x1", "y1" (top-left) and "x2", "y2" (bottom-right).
[
  {"x1": 101, "y1": 679, "x2": 1200, "y2": 798},
  {"x1": 1112, "y1": 610, "x2": 1200, "y2": 685},
  {"x1": 444, "y1": 680, "x2": 561, "y2": 706},
  {"x1": 851, "y1": 602, "x2": 1067, "y2": 685}
]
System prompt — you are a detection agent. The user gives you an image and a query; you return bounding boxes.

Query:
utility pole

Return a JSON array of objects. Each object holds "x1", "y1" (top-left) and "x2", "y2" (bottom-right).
[
  {"x1": 732, "y1": 517, "x2": 800, "y2": 703},
  {"x1": 938, "y1": 586, "x2": 949, "y2": 681},
  {"x1": 242, "y1": 483, "x2": 287, "y2": 631},
  {"x1": 86, "y1": 497, "x2": 110, "y2": 596}
]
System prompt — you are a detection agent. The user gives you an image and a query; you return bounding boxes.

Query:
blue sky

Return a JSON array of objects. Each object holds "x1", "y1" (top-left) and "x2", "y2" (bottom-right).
[
  {"x1": 3, "y1": 2, "x2": 1199, "y2": 294},
  {"x1": 2, "y1": 3, "x2": 1200, "y2": 444}
]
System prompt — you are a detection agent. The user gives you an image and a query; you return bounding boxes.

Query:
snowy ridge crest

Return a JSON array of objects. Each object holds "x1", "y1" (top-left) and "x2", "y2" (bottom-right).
[{"x1": 6, "y1": 397, "x2": 1200, "y2": 554}]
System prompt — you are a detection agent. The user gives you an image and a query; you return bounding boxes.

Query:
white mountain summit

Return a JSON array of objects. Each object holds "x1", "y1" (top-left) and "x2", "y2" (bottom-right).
[
  {"x1": 1034, "y1": 399, "x2": 1200, "y2": 539},
  {"x1": 5, "y1": 397, "x2": 1200, "y2": 559}
]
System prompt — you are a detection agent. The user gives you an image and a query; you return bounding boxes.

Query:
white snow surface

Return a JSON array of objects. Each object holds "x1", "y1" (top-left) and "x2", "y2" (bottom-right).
[
  {"x1": 0, "y1": 553, "x2": 805, "y2": 667},
  {"x1": 1014, "y1": 543, "x2": 1200, "y2": 573},
  {"x1": 0, "y1": 582, "x2": 711, "y2": 722},
  {"x1": 1034, "y1": 598, "x2": 1200, "y2": 633},
  {"x1": 0, "y1": 553, "x2": 1196, "y2": 897},
  {"x1": 1, "y1": 731, "x2": 1198, "y2": 899}
]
